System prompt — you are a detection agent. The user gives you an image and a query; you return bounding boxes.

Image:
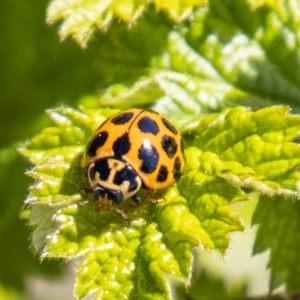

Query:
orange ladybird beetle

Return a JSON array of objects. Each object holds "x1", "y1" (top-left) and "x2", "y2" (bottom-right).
[{"x1": 82, "y1": 108, "x2": 185, "y2": 219}]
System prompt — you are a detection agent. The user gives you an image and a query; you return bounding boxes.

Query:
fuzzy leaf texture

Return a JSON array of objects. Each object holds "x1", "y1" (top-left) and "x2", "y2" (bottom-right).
[
  {"x1": 60, "y1": 0, "x2": 300, "y2": 132},
  {"x1": 46, "y1": 0, "x2": 207, "y2": 45},
  {"x1": 19, "y1": 103, "x2": 300, "y2": 299},
  {"x1": 19, "y1": 105, "x2": 244, "y2": 299},
  {"x1": 253, "y1": 195, "x2": 300, "y2": 293},
  {"x1": 21, "y1": 0, "x2": 300, "y2": 298}
]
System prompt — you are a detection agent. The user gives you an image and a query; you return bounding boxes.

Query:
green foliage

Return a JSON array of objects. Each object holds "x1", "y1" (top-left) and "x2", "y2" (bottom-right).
[
  {"x1": 47, "y1": 0, "x2": 207, "y2": 45},
  {"x1": 19, "y1": 106, "x2": 246, "y2": 299},
  {"x1": 0, "y1": 0, "x2": 98, "y2": 293},
  {"x1": 1, "y1": 0, "x2": 299, "y2": 299},
  {"x1": 19, "y1": 100, "x2": 300, "y2": 299},
  {"x1": 253, "y1": 195, "x2": 300, "y2": 293}
]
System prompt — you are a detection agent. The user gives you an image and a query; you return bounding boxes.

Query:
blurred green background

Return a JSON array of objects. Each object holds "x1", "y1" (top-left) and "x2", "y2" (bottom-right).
[{"x1": 0, "y1": 1, "x2": 103, "y2": 298}]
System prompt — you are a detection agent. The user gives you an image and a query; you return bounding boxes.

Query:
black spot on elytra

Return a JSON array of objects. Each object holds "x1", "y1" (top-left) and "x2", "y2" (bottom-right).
[
  {"x1": 161, "y1": 135, "x2": 177, "y2": 158},
  {"x1": 94, "y1": 159, "x2": 110, "y2": 181},
  {"x1": 111, "y1": 112, "x2": 134, "y2": 125},
  {"x1": 138, "y1": 117, "x2": 159, "y2": 134},
  {"x1": 162, "y1": 118, "x2": 178, "y2": 135},
  {"x1": 87, "y1": 131, "x2": 108, "y2": 157},
  {"x1": 113, "y1": 133, "x2": 131, "y2": 159},
  {"x1": 157, "y1": 165, "x2": 168, "y2": 182},
  {"x1": 173, "y1": 157, "x2": 182, "y2": 181},
  {"x1": 114, "y1": 165, "x2": 139, "y2": 192},
  {"x1": 138, "y1": 141, "x2": 159, "y2": 173}
]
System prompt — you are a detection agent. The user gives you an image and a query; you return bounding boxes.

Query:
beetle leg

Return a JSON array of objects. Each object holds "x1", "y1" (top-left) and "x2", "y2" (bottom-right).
[
  {"x1": 113, "y1": 207, "x2": 130, "y2": 225},
  {"x1": 146, "y1": 190, "x2": 165, "y2": 203},
  {"x1": 131, "y1": 194, "x2": 142, "y2": 206},
  {"x1": 82, "y1": 187, "x2": 93, "y2": 195}
]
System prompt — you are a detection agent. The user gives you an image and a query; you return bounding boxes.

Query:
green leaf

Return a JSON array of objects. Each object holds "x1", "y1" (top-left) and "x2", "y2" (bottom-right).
[
  {"x1": 252, "y1": 195, "x2": 300, "y2": 293},
  {"x1": 47, "y1": 0, "x2": 207, "y2": 45},
  {"x1": 18, "y1": 106, "x2": 119, "y2": 165},
  {"x1": 20, "y1": 103, "x2": 300, "y2": 297},
  {"x1": 18, "y1": 0, "x2": 300, "y2": 298},
  {"x1": 193, "y1": 106, "x2": 300, "y2": 197},
  {"x1": 19, "y1": 105, "x2": 250, "y2": 299},
  {"x1": 86, "y1": 0, "x2": 300, "y2": 118},
  {"x1": 178, "y1": 148, "x2": 245, "y2": 253},
  {"x1": 182, "y1": 0, "x2": 300, "y2": 109},
  {"x1": 0, "y1": 146, "x2": 63, "y2": 289},
  {"x1": 95, "y1": 78, "x2": 165, "y2": 110}
]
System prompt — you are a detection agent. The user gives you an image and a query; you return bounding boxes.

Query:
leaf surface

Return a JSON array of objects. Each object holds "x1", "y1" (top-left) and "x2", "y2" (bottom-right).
[
  {"x1": 20, "y1": 0, "x2": 300, "y2": 298},
  {"x1": 47, "y1": 0, "x2": 207, "y2": 45},
  {"x1": 20, "y1": 106, "x2": 250, "y2": 299},
  {"x1": 253, "y1": 195, "x2": 300, "y2": 293}
]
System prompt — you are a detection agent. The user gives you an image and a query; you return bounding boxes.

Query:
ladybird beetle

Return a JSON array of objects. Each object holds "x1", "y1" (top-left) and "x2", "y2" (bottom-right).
[{"x1": 83, "y1": 108, "x2": 185, "y2": 218}]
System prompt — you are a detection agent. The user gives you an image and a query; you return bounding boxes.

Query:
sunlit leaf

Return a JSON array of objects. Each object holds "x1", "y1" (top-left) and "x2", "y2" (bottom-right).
[
  {"x1": 47, "y1": 0, "x2": 207, "y2": 45},
  {"x1": 253, "y1": 195, "x2": 300, "y2": 293}
]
